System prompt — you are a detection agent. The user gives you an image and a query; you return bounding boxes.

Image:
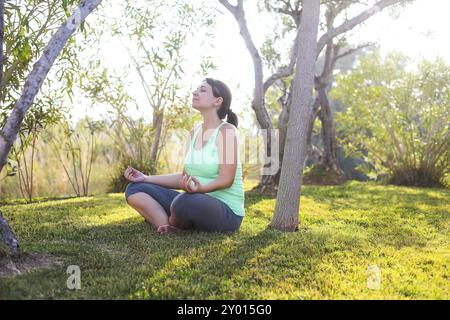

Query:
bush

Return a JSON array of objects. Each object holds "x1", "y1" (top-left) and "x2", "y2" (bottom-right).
[
  {"x1": 303, "y1": 164, "x2": 347, "y2": 185},
  {"x1": 331, "y1": 52, "x2": 450, "y2": 188},
  {"x1": 107, "y1": 159, "x2": 156, "y2": 193},
  {"x1": 388, "y1": 167, "x2": 448, "y2": 188}
]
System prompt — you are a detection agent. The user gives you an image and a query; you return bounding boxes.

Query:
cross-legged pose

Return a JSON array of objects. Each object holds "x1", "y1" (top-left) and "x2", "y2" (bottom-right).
[{"x1": 124, "y1": 78, "x2": 245, "y2": 235}]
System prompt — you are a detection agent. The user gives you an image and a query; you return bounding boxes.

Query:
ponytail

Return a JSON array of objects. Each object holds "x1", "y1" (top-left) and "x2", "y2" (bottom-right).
[
  {"x1": 204, "y1": 77, "x2": 238, "y2": 128},
  {"x1": 226, "y1": 109, "x2": 238, "y2": 128}
]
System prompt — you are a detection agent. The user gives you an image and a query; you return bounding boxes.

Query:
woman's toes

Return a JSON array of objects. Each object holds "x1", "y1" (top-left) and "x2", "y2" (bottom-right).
[{"x1": 157, "y1": 224, "x2": 180, "y2": 235}]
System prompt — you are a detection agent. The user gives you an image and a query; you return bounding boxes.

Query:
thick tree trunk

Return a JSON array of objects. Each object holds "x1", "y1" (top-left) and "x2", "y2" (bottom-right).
[
  {"x1": 271, "y1": 0, "x2": 321, "y2": 231},
  {"x1": 255, "y1": 89, "x2": 324, "y2": 194},
  {"x1": 0, "y1": 211, "x2": 19, "y2": 257},
  {"x1": 0, "y1": 0, "x2": 4, "y2": 89}
]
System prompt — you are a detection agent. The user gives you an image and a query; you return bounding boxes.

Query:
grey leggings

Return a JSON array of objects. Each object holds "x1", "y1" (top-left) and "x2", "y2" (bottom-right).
[{"x1": 125, "y1": 182, "x2": 243, "y2": 233}]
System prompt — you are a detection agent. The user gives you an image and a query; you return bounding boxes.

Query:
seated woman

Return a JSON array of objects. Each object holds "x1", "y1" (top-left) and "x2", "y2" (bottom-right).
[{"x1": 124, "y1": 78, "x2": 245, "y2": 235}]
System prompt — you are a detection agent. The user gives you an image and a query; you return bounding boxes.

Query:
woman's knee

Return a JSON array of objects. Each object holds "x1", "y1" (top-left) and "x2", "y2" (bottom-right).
[
  {"x1": 170, "y1": 193, "x2": 195, "y2": 220},
  {"x1": 125, "y1": 182, "x2": 158, "y2": 203}
]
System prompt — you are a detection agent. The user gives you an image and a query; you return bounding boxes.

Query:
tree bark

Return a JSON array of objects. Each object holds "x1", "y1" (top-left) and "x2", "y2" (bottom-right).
[
  {"x1": 311, "y1": 40, "x2": 373, "y2": 181},
  {"x1": 317, "y1": 86, "x2": 345, "y2": 178},
  {"x1": 0, "y1": 0, "x2": 4, "y2": 90},
  {"x1": 0, "y1": 211, "x2": 19, "y2": 258},
  {"x1": 271, "y1": 0, "x2": 321, "y2": 231},
  {"x1": 150, "y1": 109, "x2": 164, "y2": 173},
  {"x1": 306, "y1": 96, "x2": 323, "y2": 164}
]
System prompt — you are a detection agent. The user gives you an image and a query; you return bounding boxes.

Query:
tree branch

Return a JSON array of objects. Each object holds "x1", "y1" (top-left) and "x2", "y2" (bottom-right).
[
  {"x1": 263, "y1": 23, "x2": 301, "y2": 93},
  {"x1": 316, "y1": 0, "x2": 403, "y2": 57},
  {"x1": 335, "y1": 42, "x2": 374, "y2": 61},
  {"x1": 218, "y1": 0, "x2": 272, "y2": 130}
]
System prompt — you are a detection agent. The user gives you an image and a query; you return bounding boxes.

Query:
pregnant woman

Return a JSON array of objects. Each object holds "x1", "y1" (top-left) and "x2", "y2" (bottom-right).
[{"x1": 124, "y1": 78, "x2": 245, "y2": 235}]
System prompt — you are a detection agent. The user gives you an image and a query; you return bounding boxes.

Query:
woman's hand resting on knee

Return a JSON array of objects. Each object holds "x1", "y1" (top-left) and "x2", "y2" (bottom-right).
[
  {"x1": 178, "y1": 174, "x2": 203, "y2": 193},
  {"x1": 124, "y1": 166, "x2": 146, "y2": 183}
]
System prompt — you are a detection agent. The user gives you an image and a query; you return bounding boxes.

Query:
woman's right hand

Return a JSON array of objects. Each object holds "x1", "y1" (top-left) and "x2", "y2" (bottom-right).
[
  {"x1": 178, "y1": 173, "x2": 188, "y2": 191},
  {"x1": 178, "y1": 173, "x2": 200, "y2": 193},
  {"x1": 124, "y1": 166, "x2": 146, "y2": 183}
]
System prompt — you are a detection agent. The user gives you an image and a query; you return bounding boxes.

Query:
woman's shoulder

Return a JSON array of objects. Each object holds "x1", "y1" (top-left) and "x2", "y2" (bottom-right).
[
  {"x1": 218, "y1": 122, "x2": 238, "y2": 134},
  {"x1": 189, "y1": 122, "x2": 203, "y2": 137},
  {"x1": 216, "y1": 122, "x2": 239, "y2": 147}
]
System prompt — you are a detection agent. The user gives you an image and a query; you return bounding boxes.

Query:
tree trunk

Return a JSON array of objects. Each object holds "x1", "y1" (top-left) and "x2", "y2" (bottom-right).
[
  {"x1": 150, "y1": 109, "x2": 164, "y2": 174},
  {"x1": 0, "y1": 0, "x2": 4, "y2": 90},
  {"x1": 0, "y1": 211, "x2": 19, "y2": 257},
  {"x1": 317, "y1": 86, "x2": 345, "y2": 179},
  {"x1": 255, "y1": 100, "x2": 287, "y2": 195},
  {"x1": 254, "y1": 82, "x2": 290, "y2": 195},
  {"x1": 0, "y1": 0, "x2": 102, "y2": 256},
  {"x1": 271, "y1": 0, "x2": 321, "y2": 231},
  {"x1": 306, "y1": 95, "x2": 324, "y2": 164}
]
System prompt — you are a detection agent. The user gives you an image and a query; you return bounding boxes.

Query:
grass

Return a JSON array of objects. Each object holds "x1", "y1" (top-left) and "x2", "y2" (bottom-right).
[{"x1": 0, "y1": 180, "x2": 448, "y2": 299}]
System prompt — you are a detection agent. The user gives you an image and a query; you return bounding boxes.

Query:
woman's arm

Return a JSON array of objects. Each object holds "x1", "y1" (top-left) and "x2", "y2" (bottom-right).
[
  {"x1": 144, "y1": 126, "x2": 195, "y2": 189},
  {"x1": 144, "y1": 173, "x2": 183, "y2": 189}
]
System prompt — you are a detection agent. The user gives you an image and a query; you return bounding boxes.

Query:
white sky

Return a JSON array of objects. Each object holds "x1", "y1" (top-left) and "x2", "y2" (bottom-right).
[{"x1": 69, "y1": 0, "x2": 450, "y2": 128}]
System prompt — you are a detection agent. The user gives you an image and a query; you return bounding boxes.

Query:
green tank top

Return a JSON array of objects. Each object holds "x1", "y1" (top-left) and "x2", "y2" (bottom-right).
[{"x1": 184, "y1": 121, "x2": 245, "y2": 216}]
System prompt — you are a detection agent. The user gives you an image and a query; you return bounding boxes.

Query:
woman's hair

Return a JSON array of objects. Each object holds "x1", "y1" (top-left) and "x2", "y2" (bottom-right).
[{"x1": 204, "y1": 78, "x2": 238, "y2": 128}]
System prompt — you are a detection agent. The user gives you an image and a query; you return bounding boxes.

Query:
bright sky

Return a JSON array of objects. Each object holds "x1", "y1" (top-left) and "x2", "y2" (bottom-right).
[{"x1": 69, "y1": 0, "x2": 450, "y2": 128}]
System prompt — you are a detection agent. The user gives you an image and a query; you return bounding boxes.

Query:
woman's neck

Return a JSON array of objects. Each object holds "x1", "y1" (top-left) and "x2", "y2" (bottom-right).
[{"x1": 201, "y1": 111, "x2": 222, "y2": 130}]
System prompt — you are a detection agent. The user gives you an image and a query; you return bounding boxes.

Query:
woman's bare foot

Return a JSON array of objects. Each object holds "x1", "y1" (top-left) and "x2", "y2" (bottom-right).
[{"x1": 157, "y1": 224, "x2": 181, "y2": 235}]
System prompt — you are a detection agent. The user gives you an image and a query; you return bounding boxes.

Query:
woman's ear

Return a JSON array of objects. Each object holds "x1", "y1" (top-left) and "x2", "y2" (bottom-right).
[{"x1": 215, "y1": 97, "x2": 223, "y2": 107}]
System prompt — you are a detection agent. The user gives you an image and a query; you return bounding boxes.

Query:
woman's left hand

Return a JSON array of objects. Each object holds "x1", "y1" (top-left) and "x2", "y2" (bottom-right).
[{"x1": 185, "y1": 175, "x2": 203, "y2": 193}]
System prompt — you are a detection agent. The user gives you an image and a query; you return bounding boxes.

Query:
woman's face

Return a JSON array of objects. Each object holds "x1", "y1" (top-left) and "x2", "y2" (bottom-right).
[{"x1": 191, "y1": 81, "x2": 223, "y2": 111}]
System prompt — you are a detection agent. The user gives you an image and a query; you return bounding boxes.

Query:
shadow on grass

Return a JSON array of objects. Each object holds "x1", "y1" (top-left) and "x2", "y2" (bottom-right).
[
  {"x1": 302, "y1": 182, "x2": 449, "y2": 227},
  {"x1": 244, "y1": 182, "x2": 448, "y2": 250},
  {"x1": 0, "y1": 215, "x2": 233, "y2": 299},
  {"x1": 1, "y1": 183, "x2": 448, "y2": 299},
  {"x1": 130, "y1": 224, "x2": 374, "y2": 299},
  {"x1": 136, "y1": 227, "x2": 285, "y2": 299},
  {"x1": 0, "y1": 208, "x2": 287, "y2": 299}
]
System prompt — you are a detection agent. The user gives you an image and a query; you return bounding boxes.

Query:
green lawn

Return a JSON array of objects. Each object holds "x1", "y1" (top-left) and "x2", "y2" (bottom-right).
[{"x1": 0, "y1": 181, "x2": 449, "y2": 299}]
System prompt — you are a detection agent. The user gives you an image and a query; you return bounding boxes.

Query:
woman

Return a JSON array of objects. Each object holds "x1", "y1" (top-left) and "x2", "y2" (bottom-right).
[{"x1": 124, "y1": 78, "x2": 245, "y2": 235}]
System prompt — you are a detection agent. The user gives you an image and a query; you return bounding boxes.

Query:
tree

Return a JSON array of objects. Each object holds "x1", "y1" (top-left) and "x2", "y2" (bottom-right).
[
  {"x1": 44, "y1": 117, "x2": 105, "y2": 197},
  {"x1": 120, "y1": 0, "x2": 215, "y2": 173},
  {"x1": 0, "y1": 0, "x2": 98, "y2": 201},
  {"x1": 270, "y1": 0, "x2": 320, "y2": 231},
  {"x1": 10, "y1": 101, "x2": 63, "y2": 202},
  {"x1": 1, "y1": 0, "x2": 86, "y2": 137},
  {"x1": 219, "y1": 0, "x2": 411, "y2": 195},
  {"x1": 332, "y1": 53, "x2": 450, "y2": 188},
  {"x1": 0, "y1": 0, "x2": 102, "y2": 258}
]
